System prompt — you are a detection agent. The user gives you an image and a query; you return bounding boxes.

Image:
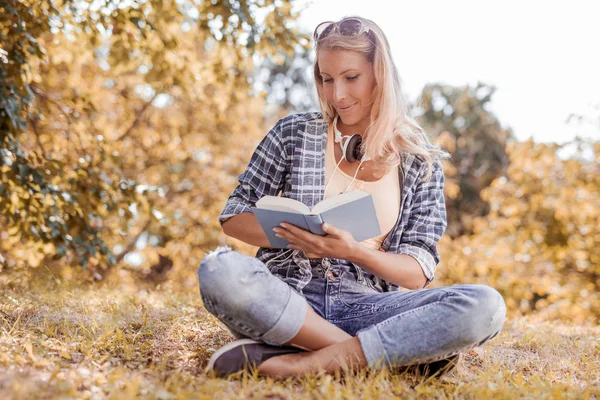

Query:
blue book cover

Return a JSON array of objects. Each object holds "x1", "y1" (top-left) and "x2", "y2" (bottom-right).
[{"x1": 252, "y1": 191, "x2": 381, "y2": 249}]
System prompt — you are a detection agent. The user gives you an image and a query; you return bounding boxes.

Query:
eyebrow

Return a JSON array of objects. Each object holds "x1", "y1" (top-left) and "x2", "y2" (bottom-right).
[{"x1": 320, "y1": 69, "x2": 359, "y2": 76}]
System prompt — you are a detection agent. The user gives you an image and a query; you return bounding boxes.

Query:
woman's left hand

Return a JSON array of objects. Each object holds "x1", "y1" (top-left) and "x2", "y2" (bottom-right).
[{"x1": 273, "y1": 222, "x2": 358, "y2": 259}]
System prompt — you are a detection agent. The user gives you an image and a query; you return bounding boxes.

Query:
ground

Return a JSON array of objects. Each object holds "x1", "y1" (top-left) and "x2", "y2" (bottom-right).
[{"x1": 0, "y1": 268, "x2": 598, "y2": 399}]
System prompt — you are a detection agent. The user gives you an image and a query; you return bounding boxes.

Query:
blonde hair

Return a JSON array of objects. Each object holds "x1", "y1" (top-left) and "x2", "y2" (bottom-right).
[{"x1": 313, "y1": 16, "x2": 450, "y2": 181}]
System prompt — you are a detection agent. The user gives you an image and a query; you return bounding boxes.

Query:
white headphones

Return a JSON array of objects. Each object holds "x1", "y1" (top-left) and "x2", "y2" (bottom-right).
[
  {"x1": 325, "y1": 116, "x2": 370, "y2": 195},
  {"x1": 333, "y1": 116, "x2": 371, "y2": 163}
]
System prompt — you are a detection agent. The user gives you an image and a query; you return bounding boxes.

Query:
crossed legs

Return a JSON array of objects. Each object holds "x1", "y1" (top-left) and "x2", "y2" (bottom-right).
[
  {"x1": 258, "y1": 306, "x2": 367, "y2": 378},
  {"x1": 198, "y1": 249, "x2": 505, "y2": 379}
]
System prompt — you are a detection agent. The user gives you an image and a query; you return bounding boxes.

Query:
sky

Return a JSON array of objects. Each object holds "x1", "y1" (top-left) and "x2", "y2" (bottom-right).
[{"x1": 295, "y1": 0, "x2": 600, "y2": 144}]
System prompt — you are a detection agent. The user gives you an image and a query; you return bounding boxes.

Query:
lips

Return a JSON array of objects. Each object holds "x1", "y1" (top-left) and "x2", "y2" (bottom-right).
[{"x1": 338, "y1": 103, "x2": 357, "y2": 112}]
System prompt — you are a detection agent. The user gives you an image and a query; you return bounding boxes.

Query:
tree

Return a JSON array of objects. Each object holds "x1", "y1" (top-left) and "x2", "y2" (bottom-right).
[
  {"x1": 255, "y1": 41, "x2": 317, "y2": 115},
  {"x1": 414, "y1": 82, "x2": 512, "y2": 238},
  {"x1": 0, "y1": 0, "x2": 304, "y2": 280},
  {"x1": 435, "y1": 137, "x2": 600, "y2": 322}
]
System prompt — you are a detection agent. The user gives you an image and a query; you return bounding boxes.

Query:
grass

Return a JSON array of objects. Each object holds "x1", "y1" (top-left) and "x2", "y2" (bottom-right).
[{"x1": 0, "y1": 267, "x2": 599, "y2": 400}]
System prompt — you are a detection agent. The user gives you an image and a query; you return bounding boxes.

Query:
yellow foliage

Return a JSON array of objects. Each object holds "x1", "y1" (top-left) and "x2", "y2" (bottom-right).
[
  {"x1": 435, "y1": 139, "x2": 600, "y2": 322},
  {"x1": 1, "y1": 1, "x2": 303, "y2": 275}
]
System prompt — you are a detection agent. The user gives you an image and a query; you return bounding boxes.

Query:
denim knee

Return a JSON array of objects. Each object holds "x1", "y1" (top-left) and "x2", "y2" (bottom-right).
[
  {"x1": 197, "y1": 246, "x2": 235, "y2": 293},
  {"x1": 197, "y1": 246, "x2": 268, "y2": 310},
  {"x1": 196, "y1": 246, "x2": 308, "y2": 345},
  {"x1": 450, "y1": 284, "x2": 506, "y2": 346},
  {"x1": 475, "y1": 285, "x2": 506, "y2": 338}
]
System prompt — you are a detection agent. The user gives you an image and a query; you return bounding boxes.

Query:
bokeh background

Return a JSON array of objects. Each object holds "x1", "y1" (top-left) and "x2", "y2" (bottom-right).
[{"x1": 1, "y1": 0, "x2": 599, "y2": 324}]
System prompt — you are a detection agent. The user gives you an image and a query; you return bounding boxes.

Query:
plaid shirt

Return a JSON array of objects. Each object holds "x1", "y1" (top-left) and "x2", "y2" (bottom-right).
[{"x1": 219, "y1": 112, "x2": 447, "y2": 292}]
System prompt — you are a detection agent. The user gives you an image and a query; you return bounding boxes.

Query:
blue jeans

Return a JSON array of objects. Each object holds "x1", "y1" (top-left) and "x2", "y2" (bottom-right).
[{"x1": 197, "y1": 247, "x2": 506, "y2": 369}]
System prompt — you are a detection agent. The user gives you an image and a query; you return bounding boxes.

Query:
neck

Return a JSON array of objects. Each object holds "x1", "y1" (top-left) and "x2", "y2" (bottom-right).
[{"x1": 335, "y1": 116, "x2": 369, "y2": 138}]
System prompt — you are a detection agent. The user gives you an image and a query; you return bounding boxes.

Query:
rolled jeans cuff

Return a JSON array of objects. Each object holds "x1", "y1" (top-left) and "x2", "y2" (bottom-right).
[
  {"x1": 357, "y1": 327, "x2": 389, "y2": 370},
  {"x1": 261, "y1": 288, "x2": 307, "y2": 346}
]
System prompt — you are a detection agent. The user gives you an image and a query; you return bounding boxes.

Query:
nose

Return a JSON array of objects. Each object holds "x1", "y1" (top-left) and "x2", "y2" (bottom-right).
[{"x1": 333, "y1": 82, "x2": 347, "y2": 103}]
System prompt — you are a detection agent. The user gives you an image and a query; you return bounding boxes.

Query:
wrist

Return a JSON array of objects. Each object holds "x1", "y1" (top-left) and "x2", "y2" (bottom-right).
[{"x1": 347, "y1": 241, "x2": 365, "y2": 264}]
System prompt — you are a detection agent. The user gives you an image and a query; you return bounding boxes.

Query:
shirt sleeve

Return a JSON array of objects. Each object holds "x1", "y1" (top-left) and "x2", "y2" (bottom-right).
[
  {"x1": 218, "y1": 119, "x2": 289, "y2": 226},
  {"x1": 397, "y1": 158, "x2": 447, "y2": 286}
]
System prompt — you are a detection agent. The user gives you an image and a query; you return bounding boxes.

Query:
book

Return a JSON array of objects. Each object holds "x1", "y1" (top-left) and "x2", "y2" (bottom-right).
[{"x1": 252, "y1": 190, "x2": 381, "y2": 249}]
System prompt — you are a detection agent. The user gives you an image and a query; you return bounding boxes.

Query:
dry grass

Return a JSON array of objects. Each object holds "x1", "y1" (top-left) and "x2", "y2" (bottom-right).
[{"x1": 0, "y1": 268, "x2": 599, "y2": 400}]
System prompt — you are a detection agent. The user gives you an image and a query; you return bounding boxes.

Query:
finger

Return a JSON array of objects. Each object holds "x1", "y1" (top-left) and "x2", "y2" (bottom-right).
[
  {"x1": 274, "y1": 226, "x2": 299, "y2": 242},
  {"x1": 274, "y1": 227, "x2": 308, "y2": 249},
  {"x1": 322, "y1": 222, "x2": 342, "y2": 237},
  {"x1": 278, "y1": 224, "x2": 324, "y2": 252},
  {"x1": 280, "y1": 223, "x2": 317, "y2": 243}
]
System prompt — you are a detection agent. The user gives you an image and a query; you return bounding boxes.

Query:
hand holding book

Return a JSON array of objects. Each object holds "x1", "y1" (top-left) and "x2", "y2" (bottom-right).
[
  {"x1": 272, "y1": 221, "x2": 358, "y2": 259},
  {"x1": 251, "y1": 190, "x2": 381, "y2": 249}
]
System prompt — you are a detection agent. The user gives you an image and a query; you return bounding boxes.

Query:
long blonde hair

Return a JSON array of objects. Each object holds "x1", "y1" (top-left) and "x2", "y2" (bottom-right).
[{"x1": 313, "y1": 16, "x2": 450, "y2": 181}]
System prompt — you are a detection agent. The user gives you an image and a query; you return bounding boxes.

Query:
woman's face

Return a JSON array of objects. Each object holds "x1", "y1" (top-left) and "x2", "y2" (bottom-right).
[{"x1": 317, "y1": 49, "x2": 376, "y2": 134}]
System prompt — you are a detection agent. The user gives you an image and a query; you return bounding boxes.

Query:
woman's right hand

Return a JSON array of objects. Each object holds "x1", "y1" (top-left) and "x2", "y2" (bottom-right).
[{"x1": 273, "y1": 222, "x2": 359, "y2": 260}]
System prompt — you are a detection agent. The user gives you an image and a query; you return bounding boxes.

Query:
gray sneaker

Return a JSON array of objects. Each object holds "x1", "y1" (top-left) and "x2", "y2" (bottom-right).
[{"x1": 206, "y1": 339, "x2": 306, "y2": 378}]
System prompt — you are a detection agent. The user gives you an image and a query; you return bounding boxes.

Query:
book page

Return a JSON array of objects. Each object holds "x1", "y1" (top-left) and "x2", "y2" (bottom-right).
[
  {"x1": 311, "y1": 190, "x2": 369, "y2": 215},
  {"x1": 255, "y1": 196, "x2": 311, "y2": 214}
]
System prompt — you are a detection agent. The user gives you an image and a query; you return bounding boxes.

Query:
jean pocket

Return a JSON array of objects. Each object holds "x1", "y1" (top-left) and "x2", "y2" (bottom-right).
[
  {"x1": 337, "y1": 271, "x2": 379, "y2": 308},
  {"x1": 362, "y1": 274, "x2": 383, "y2": 293}
]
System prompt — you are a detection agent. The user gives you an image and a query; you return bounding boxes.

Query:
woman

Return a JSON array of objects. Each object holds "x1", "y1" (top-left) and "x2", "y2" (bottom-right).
[{"x1": 198, "y1": 16, "x2": 506, "y2": 379}]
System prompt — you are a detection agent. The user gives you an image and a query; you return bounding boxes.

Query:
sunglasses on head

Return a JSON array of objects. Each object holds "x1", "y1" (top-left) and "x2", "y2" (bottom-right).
[{"x1": 313, "y1": 18, "x2": 371, "y2": 42}]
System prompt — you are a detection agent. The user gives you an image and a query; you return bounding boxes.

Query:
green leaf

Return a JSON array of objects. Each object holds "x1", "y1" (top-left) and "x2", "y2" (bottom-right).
[
  {"x1": 56, "y1": 245, "x2": 67, "y2": 257},
  {"x1": 107, "y1": 253, "x2": 116, "y2": 265},
  {"x1": 32, "y1": 170, "x2": 45, "y2": 186},
  {"x1": 17, "y1": 163, "x2": 30, "y2": 179}
]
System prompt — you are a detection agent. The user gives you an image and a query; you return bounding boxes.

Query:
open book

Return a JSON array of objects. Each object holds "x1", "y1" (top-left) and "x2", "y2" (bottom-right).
[{"x1": 252, "y1": 190, "x2": 381, "y2": 249}]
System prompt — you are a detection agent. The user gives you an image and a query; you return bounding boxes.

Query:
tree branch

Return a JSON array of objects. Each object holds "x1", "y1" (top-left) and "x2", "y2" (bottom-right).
[
  {"x1": 27, "y1": 113, "x2": 47, "y2": 159},
  {"x1": 29, "y1": 84, "x2": 85, "y2": 152},
  {"x1": 114, "y1": 92, "x2": 158, "y2": 142},
  {"x1": 114, "y1": 218, "x2": 152, "y2": 265}
]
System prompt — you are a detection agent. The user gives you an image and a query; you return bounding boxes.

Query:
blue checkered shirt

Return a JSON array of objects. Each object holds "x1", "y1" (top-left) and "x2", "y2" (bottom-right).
[{"x1": 219, "y1": 112, "x2": 447, "y2": 291}]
